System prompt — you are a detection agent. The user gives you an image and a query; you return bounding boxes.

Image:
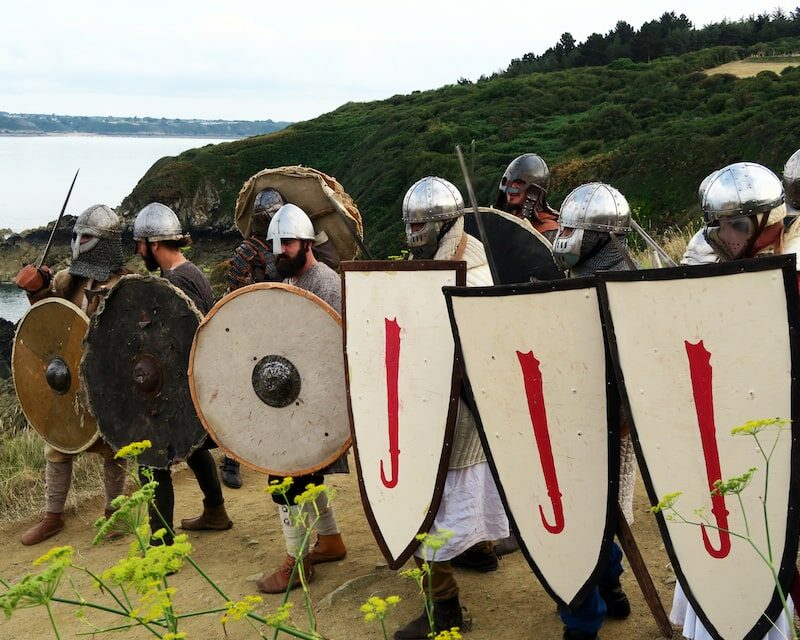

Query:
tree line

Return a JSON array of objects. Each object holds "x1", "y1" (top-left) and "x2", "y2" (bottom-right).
[{"x1": 496, "y1": 9, "x2": 800, "y2": 78}]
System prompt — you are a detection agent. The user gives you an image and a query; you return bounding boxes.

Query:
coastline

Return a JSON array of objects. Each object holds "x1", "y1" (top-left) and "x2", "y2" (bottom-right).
[{"x1": 0, "y1": 132, "x2": 240, "y2": 140}]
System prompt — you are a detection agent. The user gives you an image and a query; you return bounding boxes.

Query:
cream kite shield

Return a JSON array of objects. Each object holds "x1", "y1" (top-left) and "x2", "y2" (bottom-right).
[
  {"x1": 189, "y1": 282, "x2": 351, "y2": 476},
  {"x1": 598, "y1": 256, "x2": 800, "y2": 640},
  {"x1": 342, "y1": 260, "x2": 466, "y2": 569},
  {"x1": 444, "y1": 277, "x2": 619, "y2": 609}
]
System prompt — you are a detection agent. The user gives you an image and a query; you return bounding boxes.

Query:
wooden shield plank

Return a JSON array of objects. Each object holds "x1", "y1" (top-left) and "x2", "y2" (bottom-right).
[
  {"x1": 598, "y1": 256, "x2": 800, "y2": 640},
  {"x1": 342, "y1": 260, "x2": 466, "y2": 569},
  {"x1": 12, "y1": 298, "x2": 99, "y2": 453},
  {"x1": 190, "y1": 283, "x2": 351, "y2": 476},
  {"x1": 81, "y1": 275, "x2": 207, "y2": 469},
  {"x1": 444, "y1": 278, "x2": 619, "y2": 608}
]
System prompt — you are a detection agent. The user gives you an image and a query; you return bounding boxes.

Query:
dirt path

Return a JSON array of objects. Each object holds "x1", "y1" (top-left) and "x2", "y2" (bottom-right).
[{"x1": 0, "y1": 457, "x2": 677, "y2": 639}]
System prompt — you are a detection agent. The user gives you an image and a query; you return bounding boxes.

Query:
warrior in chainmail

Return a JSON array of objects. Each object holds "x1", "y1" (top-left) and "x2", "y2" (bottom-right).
[
  {"x1": 393, "y1": 177, "x2": 509, "y2": 640},
  {"x1": 551, "y1": 183, "x2": 636, "y2": 640},
  {"x1": 14, "y1": 205, "x2": 129, "y2": 546}
]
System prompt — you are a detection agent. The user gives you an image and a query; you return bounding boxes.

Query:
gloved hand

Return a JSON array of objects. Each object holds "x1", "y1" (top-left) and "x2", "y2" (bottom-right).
[{"x1": 15, "y1": 264, "x2": 52, "y2": 293}]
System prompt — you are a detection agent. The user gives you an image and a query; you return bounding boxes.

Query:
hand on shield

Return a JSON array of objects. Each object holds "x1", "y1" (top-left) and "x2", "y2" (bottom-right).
[{"x1": 15, "y1": 264, "x2": 52, "y2": 293}]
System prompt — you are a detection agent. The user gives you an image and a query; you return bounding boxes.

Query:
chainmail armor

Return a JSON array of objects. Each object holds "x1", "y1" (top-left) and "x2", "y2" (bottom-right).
[
  {"x1": 570, "y1": 231, "x2": 631, "y2": 277},
  {"x1": 68, "y1": 237, "x2": 124, "y2": 281}
]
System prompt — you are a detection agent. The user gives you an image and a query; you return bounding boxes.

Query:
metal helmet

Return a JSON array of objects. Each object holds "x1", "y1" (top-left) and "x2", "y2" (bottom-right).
[
  {"x1": 71, "y1": 204, "x2": 121, "y2": 260},
  {"x1": 499, "y1": 153, "x2": 550, "y2": 196},
  {"x1": 552, "y1": 183, "x2": 631, "y2": 265},
  {"x1": 701, "y1": 162, "x2": 784, "y2": 222},
  {"x1": 402, "y1": 176, "x2": 464, "y2": 259},
  {"x1": 253, "y1": 188, "x2": 285, "y2": 218},
  {"x1": 784, "y1": 149, "x2": 800, "y2": 215},
  {"x1": 698, "y1": 170, "x2": 721, "y2": 222},
  {"x1": 266, "y1": 203, "x2": 316, "y2": 254},
  {"x1": 133, "y1": 202, "x2": 186, "y2": 242}
]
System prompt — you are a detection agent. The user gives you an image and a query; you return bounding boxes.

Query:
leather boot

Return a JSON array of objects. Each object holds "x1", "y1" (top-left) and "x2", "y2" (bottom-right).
[
  {"x1": 256, "y1": 555, "x2": 314, "y2": 594},
  {"x1": 220, "y1": 456, "x2": 242, "y2": 489},
  {"x1": 180, "y1": 503, "x2": 233, "y2": 531},
  {"x1": 306, "y1": 533, "x2": 347, "y2": 564},
  {"x1": 599, "y1": 581, "x2": 631, "y2": 619},
  {"x1": 393, "y1": 596, "x2": 464, "y2": 639},
  {"x1": 21, "y1": 512, "x2": 65, "y2": 545}
]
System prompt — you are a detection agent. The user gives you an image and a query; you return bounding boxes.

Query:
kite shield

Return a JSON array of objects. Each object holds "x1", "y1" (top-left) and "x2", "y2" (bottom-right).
[
  {"x1": 189, "y1": 283, "x2": 351, "y2": 477},
  {"x1": 342, "y1": 260, "x2": 466, "y2": 569},
  {"x1": 80, "y1": 275, "x2": 206, "y2": 469},
  {"x1": 598, "y1": 256, "x2": 800, "y2": 640},
  {"x1": 444, "y1": 277, "x2": 618, "y2": 608},
  {"x1": 12, "y1": 298, "x2": 99, "y2": 453}
]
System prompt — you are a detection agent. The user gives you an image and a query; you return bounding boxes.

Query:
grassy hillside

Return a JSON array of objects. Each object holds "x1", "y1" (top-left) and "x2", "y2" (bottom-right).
[{"x1": 121, "y1": 43, "x2": 800, "y2": 259}]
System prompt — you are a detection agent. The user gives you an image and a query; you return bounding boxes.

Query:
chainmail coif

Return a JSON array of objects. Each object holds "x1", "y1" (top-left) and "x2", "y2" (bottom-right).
[{"x1": 68, "y1": 237, "x2": 124, "y2": 281}]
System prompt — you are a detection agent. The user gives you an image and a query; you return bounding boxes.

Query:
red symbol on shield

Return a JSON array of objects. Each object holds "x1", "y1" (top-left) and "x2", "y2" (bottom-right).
[
  {"x1": 381, "y1": 318, "x2": 401, "y2": 488},
  {"x1": 685, "y1": 340, "x2": 732, "y2": 559},
  {"x1": 517, "y1": 350, "x2": 565, "y2": 534}
]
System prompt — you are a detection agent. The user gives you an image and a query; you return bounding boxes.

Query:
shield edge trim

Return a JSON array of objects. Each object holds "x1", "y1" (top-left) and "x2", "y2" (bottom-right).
[
  {"x1": 341, "y1": 259, "x2": 467, "y2": 570},
  {"x1": 443, "y1": 275, "x2": 621, "y2": 609},
  {"x1": 12, "y1": 297, "x2": 101, "y2": 454},
  {"x1": 80, "y1": 274, "x2": 206, "y2": 469},
  {"x1": 189, "y1": 281, "x2": 353, "y2": 476},
  {"x1": 597, "y1": 255, "x2": 800, "y2": 640}
]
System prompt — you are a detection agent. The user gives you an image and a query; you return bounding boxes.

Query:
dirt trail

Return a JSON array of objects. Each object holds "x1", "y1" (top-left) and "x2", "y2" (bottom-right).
[{"x1": 0, "y1": 457, "x2": 677, "y2": 639}]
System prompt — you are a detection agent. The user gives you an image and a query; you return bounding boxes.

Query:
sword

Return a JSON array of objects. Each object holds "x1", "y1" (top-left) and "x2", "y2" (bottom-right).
[{"x1": 37, "y1": 169, "x2": 79, "y2": 269}]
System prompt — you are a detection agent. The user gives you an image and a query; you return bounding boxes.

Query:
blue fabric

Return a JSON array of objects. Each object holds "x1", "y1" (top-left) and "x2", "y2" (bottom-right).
[{"x1": 560, "y1": 542, "x2": 623, "y2": 634}]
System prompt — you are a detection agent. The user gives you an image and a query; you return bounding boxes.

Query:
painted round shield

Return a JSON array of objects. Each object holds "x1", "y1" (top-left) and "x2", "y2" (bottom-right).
[
  {"x1": 189, "y1": 282, "x2": 351, "y2": 476},
  {"x1": 80, "y1": 275, "x2": 206, "y2": 469},
  {"x1": 12, "y1": 298, "x2": 99, "y2": 453},
  {"x1": 464, "y1": 207, "x2": 565, "y2": 284}
]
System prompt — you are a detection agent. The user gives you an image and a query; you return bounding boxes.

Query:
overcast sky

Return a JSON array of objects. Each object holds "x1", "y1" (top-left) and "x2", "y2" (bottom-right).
[{"x1": 1, "y1": 1, "x2": 797, "y2": 123}]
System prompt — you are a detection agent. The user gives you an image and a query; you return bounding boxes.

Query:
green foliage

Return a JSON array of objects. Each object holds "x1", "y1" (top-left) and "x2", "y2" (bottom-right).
[{"x1": 122, "y1": 37, "x2": 800, "y2": 259}]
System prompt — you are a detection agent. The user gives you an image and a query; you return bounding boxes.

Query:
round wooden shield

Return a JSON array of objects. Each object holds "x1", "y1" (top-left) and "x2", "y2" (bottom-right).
[
  {"x1": 189, "y1": 282, "x2": 351, "y2": 476},
  {"x1": 80, "y1": 275, "x2": 206, "y2": 469},
  {"x1": 464, "y1": 207, "x2": 565, "y2": 284},
  {"x1": 12, "y1": 298, "x2": 99, "y2": 453}
]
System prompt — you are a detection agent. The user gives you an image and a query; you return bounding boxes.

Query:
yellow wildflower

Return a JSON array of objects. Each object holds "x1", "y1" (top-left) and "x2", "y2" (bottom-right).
[
  {"x1": 163, "y1": 633, "x2": 187, "y2": 640},
  {"x1": 361, "y1": 595, "x2": 401, "y2": 623},
  {"x1": 294, "y1": 483, "x2": 330, "y2": 506},
  {"x1": 731, "y1": 418, "x2": 788, "y2": 436},
  {"x1": 221, "y1": 595, "x2": 263, "y2": 623},
  {"x1": 264, "y1": 477, "x2": 294, "y2": 496},
  {"x1": 264, "y1": 602, "x2": 293, "y2": 627},
  {"x1": 416, "y1": 529, "x2": 454, "y2": 551},
  {"x1": 115, "y1": 440, "x2": 153, "y2": 459},
  {"x1": 433, "y1": 628, "x2": 463, "y2": 640},
  {"x1": 650, "y1": 492, "x2": 682, "y2": 514}
]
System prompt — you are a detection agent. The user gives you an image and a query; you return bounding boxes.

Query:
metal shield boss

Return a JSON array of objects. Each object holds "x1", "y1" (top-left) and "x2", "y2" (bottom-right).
[
  {"x1": 463, "y1": 207, "x2": 564, "y2": 284},
  {"x1": 80, "y1": 275, "x2": 206, "y2": 469},
  {"x1": 12, "y1": 298, "x2": 99, "y2": 453},
  {"x1": 189, "y1": 283, "x2": 351, "y2": 476},
  {"x1": 599, "y1": 257, "x2": 800, "y2": 640},
  {"x1": 342, "y1": 261, "x2": 466, "y2": 568},
  {"x1": 445, "y1": 278, "x2": 618, "y2": 608}
]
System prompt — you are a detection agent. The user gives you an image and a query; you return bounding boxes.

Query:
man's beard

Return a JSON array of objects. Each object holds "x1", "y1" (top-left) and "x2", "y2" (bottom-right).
[
  {"x1": 142, "y1": 244, "x2": 159, "y2": 272},
  {"x1": 275, "y1": 245, "x2": 309, "y2": 277}
]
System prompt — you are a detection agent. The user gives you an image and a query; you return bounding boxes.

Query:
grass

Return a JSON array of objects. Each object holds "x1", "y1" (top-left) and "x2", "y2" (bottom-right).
[
  {"x1": 0, "y1": 428, "x2": 104, "y2": 523},
  {"x1": 706, "y1": 57, "x2": 800, "y2": 77}
]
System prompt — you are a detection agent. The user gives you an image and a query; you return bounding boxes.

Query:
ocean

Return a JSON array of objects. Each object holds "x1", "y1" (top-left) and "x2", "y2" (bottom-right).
[
  {"x1": 0, "y1": 135, "x2": 232, "y2": 233},
  {"x1": 0, "y1": 283, "x2": 27, "y2": 323}
]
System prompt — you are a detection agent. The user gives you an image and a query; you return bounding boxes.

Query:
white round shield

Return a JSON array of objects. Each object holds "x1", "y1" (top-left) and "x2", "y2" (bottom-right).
[{"x1": 189, "y1": 282, "x2": 351, "y2": 476}]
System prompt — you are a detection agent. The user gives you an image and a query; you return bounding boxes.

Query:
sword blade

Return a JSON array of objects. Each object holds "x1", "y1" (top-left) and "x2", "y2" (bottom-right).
[{"x1": 37, "y1": 169, "x2": 79, "y2": 269}]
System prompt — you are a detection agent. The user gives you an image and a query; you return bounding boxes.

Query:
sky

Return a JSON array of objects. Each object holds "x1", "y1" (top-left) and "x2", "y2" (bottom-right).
[{"x1": 1, "y1": 1, "x2": 798, "y2": 123}]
